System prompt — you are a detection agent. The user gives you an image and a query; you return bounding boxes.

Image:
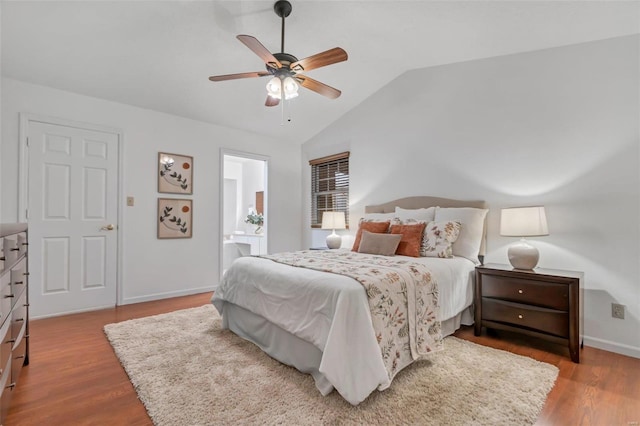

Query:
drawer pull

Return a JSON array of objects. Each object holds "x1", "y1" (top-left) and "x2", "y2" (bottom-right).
[
  {"x1": 9, "y1": 248, "x2": 19, "y2": 252},
  {"x1": 15, "y1": 355, "x2": 24, "y2": 360},
  {"x1": 23, "y1": 272, "x2": 30, "y2": 276},
  {"x1": 0, "y1": 257, "x2": 4, "y2": 261},
  {"x1": 5, "y1": 339, "x2": 15, "y2": 344},
  {"x1": 4, "y1": 294, "x2": 14, "y2": 299},
  {"x1": 518, "y1": 314, "x2": 524, "y2": 319},
  {"x1": 5, "y1": 383, "x2": 15, "y2": 390},
  {"x1": 518, "y1": 289, "x2": 524, "y2": 294},
  {"x1": 15, "y1": 318, "x2": 24, "y2": 322},
  {"x1": 14, "y1": 281, "x2": 24, "y2": 285},
  {"x1": 21, "y1": 243, "x2": 28, "y2": 246}
]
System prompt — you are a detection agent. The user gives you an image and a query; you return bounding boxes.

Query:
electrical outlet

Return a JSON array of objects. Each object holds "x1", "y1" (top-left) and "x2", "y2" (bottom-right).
[
  {"x1": 127, "y1": 196, "x2": 134, "y2": 207},
  {"x1": 612, "y1": 303, "x2": 625, "y2": 319}
]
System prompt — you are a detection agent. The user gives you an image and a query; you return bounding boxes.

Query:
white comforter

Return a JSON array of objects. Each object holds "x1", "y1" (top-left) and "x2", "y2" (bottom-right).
[{"x1": 212, "y1": 251, "x2": 474, "y2": 405}]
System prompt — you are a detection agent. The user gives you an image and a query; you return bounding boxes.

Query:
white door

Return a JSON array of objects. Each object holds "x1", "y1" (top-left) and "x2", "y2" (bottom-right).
[{"x1": 26, "y1": 120, "x2": 119, "y2": 317}]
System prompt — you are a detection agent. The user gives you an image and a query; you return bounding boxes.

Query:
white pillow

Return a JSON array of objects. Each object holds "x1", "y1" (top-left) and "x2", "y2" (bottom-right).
[
  {"x1": 434, "y1": 207, "x2": 488, "y2": 264},
  {"x1": 394, "y1": 206, "x2": 436, "y2": 222},
  {"x1": 363, "y1": 212, "x2": 396, "y2": 221}
]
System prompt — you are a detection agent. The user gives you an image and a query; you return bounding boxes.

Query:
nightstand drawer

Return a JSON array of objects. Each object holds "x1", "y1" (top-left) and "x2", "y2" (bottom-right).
[
  {"x1": 481, "y1": 275, "x2": 568, "y2": 311},
  {"x1": 482, "y1": 298, "x2": 569, "y2": 338}
]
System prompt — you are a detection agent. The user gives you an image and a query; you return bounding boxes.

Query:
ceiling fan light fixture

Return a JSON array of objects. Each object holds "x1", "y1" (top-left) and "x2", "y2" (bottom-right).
[
  {"x1": 266, "y1": 76, "x2": 282, "y2": 99},
  {"x1": 282, "y1": 76, "x2": 299, "y2": 100}
]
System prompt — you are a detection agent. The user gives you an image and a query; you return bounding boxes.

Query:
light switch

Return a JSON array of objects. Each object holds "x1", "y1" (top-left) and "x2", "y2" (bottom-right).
[{"x1": 127, "y1": 196, "x2": 134, "y2": 207}]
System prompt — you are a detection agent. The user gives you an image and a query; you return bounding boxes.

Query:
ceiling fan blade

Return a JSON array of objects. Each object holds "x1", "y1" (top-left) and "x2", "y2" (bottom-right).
[
  {"x1": 290, "y1": 47, "x2": 348, "y2": 72},
  {"x1": 237, "y1": 35, "x2": 282, "y2": 69},
  {"x1": 209, "y1": 71, "x2": 270, "y2": 82},
  {"x1": 265, "y1": 96, "x2": 280, "y2": 107},
  {"x1": 296, "y1": 75, "x2": 341, "y2": 99}
]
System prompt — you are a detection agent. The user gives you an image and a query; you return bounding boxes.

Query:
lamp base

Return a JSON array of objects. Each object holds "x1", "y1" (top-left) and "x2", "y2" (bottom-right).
[
  {"x1": 326, "y1": 231, "x2": 342, "y2": 249},
  {"x1": 508, "y1": 239, "x2": 540, "y2": 270}
]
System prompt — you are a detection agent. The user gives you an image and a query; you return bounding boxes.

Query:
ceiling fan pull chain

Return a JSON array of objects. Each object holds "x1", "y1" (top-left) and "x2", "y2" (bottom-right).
[{"x1": 281, "y1": 86, "x2": 285, "y2": 126}]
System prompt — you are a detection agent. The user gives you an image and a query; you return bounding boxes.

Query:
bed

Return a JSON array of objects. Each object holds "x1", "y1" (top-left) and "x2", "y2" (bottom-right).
[{"x1": 212, "y1": 196, "x2": 488, "y2": 405}]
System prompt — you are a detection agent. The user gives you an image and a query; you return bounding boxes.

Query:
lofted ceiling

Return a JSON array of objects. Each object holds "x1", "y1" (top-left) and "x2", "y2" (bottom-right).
[{"x1": 2, "y1": 1, "x2": 638, "y2": 144}]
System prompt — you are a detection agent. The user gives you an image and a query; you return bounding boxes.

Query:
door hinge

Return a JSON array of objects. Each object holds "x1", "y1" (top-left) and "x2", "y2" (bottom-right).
[
  {"x1": 25, "y1": 209, "x2": 28, "y2": 220},
  {"x1": 26, "y1": 137, "x2": 29, "y2": 147}
]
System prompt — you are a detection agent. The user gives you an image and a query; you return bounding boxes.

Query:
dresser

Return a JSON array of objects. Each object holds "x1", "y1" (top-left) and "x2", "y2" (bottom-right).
[
  {"x1": 0, "y1": 223, "x2": 30, "y2": 423},
  {"x1": 474, "y1": 263, "x2": 583, "y2": 363}
]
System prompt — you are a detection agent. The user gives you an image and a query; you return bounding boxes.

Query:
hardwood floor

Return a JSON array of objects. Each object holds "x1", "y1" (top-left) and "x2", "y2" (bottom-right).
[{"x1": 6, "y1": 293, "x2": 640, "y2": 425}]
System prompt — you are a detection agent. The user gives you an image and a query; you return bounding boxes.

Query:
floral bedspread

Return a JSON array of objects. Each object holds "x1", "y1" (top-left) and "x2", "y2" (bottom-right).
[{"x1": 260, "y1": 250, "x2": 443, "y2": 380}]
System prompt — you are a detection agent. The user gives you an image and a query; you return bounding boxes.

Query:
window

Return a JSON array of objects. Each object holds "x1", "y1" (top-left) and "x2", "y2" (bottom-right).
[{"x1": 310, "y1": 152, "x2": 349, "y2": 228}]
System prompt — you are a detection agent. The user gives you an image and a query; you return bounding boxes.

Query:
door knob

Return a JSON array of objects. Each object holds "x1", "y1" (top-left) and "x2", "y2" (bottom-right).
[{"x1": 100, "y1": 224, "x2": 115, "y2": 231}]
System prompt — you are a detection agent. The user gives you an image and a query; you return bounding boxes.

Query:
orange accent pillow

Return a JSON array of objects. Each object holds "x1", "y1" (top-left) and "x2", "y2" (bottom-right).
[
  {"x1": 352, "y1": 221, "x2": 391, "y2": 252},
  {"x1": 390, "y1": 222, "x2": 427, "y2": 257}
]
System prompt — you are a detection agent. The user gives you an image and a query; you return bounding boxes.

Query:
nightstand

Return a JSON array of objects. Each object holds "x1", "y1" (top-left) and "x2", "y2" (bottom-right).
[{"x1": 474, "y1": 263, "x2": 583, "y2": 363}]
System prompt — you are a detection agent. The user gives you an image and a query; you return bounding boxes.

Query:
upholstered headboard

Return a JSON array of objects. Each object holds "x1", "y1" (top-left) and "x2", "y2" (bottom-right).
[{"x1": 364, "y1": 196, "x2": 488, "y2": 261}]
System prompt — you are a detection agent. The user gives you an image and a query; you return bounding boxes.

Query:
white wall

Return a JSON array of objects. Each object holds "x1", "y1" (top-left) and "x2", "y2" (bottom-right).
[
  {"x1": 223, "y1": 159, "x2": 243, "y2": 233},
  {"x1": 2, "y1": 78, "x2": 302, "y2": 307},
  {"x1": 242, "y1": 159, "x2": 264, "y2": 213},
  {"x1": 302, "y1": 35, "x2": 640, "y2": 358}
]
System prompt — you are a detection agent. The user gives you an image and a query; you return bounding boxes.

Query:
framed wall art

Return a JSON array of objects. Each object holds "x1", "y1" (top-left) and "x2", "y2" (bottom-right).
[
  {"x1": 158, "y1": 152, "x2": 193, "y2": 194},
  {"x1": 158, "y1": 198, "x2": 193, "y2": 239}
]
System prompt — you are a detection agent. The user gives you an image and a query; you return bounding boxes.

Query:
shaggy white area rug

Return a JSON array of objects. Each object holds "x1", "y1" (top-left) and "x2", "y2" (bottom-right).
[{"x1": 104, "y1": 305, "x2": 558, "y2": 426}]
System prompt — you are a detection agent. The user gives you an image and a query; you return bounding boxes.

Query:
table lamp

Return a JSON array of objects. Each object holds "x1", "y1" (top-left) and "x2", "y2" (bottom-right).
[
  {"x1": 321, "y1": 211, "x2": 346, "y2": 249},
  {"x1": 500, "y1": 206, "x2": 549, "y2": 269}
]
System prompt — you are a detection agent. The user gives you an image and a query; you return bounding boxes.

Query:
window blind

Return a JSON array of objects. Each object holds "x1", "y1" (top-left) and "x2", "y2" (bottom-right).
[{"x1": 309, "y1": 152, "x2": 350, "y2": 229}]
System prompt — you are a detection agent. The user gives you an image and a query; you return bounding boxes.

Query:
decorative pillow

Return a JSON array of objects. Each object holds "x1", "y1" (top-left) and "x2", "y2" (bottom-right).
[
  {"x1": 434, "y1": 207, "x2": 488, "y2": 264},
  {"x1": 389, "y1": 222, "x2": 427, "y2": 257},
  {"x1": 363, "y1": 212, "x2": 396, "y2": 221},
  {"x1": 394, "y1": 206, "x2": 436, "y2": 222},
  {"x1": 357, "y1": 231, "x2": 402, "y2": 256},
  {"x1": 420, "y1": 220, "x2": 462, "y2": 258},
  {"x1": 352, "y1": 220, "x2": 391, "y2": 252}
]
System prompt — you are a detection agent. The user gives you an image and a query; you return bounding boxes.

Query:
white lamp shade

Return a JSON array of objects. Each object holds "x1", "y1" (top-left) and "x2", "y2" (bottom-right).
[
  {"x1": 322, "y1": 212, "x2": 345, "y2": 249},
  {"x1": 500, "y1": 206, "x2": 549, "y2": 237},
  {"x1": 321, "y1": 212, "x2": 346, "y2": 230}
]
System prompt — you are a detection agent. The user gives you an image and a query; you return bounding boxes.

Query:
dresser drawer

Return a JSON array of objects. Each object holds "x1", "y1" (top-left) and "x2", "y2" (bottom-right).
[
  {"x1": 9, "y1": 258, "x2": 27, "y2": 306},
  {"x1": 0, "y1": 275, "x2": 10, "y2": 327},
  {"x1": 16, "y1": 233, "x2": 27, "y2": 257},
  {"x1": 481, "y1": 274, "x2": 569, "y2": 311},
  {"x1": 482, "y1": 297, "x2": 569, "y2": 338},
  {"x1": 11, "y1": 292, "x2": 27, "y2": 345},
  {"x1": 1, "y1": 237, "x2": 18, "y2": 269},
  {"x1": 0, "y1": 355, "x2": 11, "y2": 422},
  {"x1": 11, "y1": 336, "x2": 26, "y2": 384},
  {"x1": 0, "y1": 319, "x2": 11, "y2": 380}
]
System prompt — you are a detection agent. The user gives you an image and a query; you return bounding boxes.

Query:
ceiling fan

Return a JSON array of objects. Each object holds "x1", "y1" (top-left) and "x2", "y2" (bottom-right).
[{"x1": 208, "y1": 0, "x2": 348, "y2": 107}]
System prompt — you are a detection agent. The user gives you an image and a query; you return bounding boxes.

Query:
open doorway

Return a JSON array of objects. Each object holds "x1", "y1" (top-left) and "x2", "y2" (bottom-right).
[{"x1": 220, "y1": 150, "x2": 268, "y2": 277}]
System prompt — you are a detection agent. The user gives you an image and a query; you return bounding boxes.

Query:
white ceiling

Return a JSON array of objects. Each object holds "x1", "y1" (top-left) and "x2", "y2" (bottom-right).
[{"x1": 2, "y1": 1, "x2": 639, "y2": 144}]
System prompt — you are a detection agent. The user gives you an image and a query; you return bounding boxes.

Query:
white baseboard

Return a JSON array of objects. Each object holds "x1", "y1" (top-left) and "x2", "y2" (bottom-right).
[
  {"x1": 29, "y1": 287, "x2": 215, "y2": 319},
  {"x1": 583, "y1": 335, "x2": 640, "y2": 359},
  {"x1": 31, "y1": 304, "x2": 114, "y2": 320},
  {"x1": 120, "y1": 286, "x2": 215, "y2": 306}
]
